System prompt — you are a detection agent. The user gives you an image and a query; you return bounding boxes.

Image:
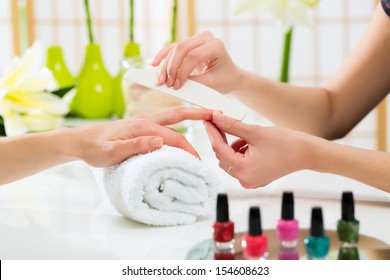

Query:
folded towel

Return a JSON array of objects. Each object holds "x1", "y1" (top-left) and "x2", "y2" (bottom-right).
[{"x1": 93, "y1": 145, "x2": 222, "y2": 226}]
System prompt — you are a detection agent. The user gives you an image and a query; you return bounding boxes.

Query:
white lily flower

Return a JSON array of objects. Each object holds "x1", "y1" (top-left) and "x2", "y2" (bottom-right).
[
  {"x1": 0, "y1": 42, "x2": 70, "y2": 136},
  {"x1": 235, "y1": 0, "x2": 320, "y2": 29}
]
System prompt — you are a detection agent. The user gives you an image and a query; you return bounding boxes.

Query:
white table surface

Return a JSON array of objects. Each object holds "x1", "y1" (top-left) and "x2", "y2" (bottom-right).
[{"x1": 0, "y1": 122, "x2": 389, "y2": 259}]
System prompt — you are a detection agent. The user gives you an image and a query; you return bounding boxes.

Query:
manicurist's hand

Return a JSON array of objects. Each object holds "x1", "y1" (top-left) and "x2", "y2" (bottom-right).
[
  {"x1": 204, "y1": 112, "x2": 312, "y2": 188},
  {"x1": 151, "y1": 31, "x2": 242, "y2": 93},
  {"x1": 205, "y1": 112, "x2": 390, "y2": 193}
]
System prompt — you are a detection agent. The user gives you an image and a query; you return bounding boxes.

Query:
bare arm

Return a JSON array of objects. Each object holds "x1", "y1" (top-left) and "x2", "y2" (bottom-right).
[
  {"x1": 154, "y1": 4, "x2": 390, "y2": 139},
  {"x1": 311, "y1": 136, "x2": 390, "y2": 192},
  {"x1": 0, "y1": 108, "x2": 213, "y2": 185},
  {"x1": 205, "y1": 112, "x2": 390, "y2": 193},
  {"x1": 234, "y1": 4, "x2": 390, "y2": 139}
]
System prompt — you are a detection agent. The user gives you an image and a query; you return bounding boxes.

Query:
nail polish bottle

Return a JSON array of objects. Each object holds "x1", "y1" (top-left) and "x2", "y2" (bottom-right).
[
  {"x1": 304, "y1": 207, "x2": 330, "y2": 260},
  {"x1": 337, "y1": 192, "x2": 359, "y2": 246},
  {"x1": 337, "y1": 191, "x2": 360, "y2": 260},
  {"x1": 241, "y1": 207, "x2": 268, "y2": 260},
  {"x1": 337, "y1": 247, "x2": 360, "y2": 260},
  {"x1": 213, "y1": 193, "x2": 235, "y2": 255},
  {"x1": 278, "y1": 246, "x2": 300, "y2": 260},
  {"x1": 276, "y1": 191, "x2": 299, "y2": 248},
  {"x1": 214, "y1": 252, "x2": 235, "y2": 260}
]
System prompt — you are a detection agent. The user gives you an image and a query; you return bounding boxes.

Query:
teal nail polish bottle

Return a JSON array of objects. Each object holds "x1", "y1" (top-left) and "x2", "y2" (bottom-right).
[
  {"x1": 337, "y1": 191, "x2": 360, "y2": 260},
  {"x1": 304, "y1": 207, "x2": 330, "y2": 260}
]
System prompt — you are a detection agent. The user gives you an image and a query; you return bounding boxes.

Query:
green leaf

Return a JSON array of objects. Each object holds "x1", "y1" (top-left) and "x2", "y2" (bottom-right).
[
  {"x1": 0, "y1": 116, "x2": 5, "y2": 136},
  {"x1": 51, "y1": 85, "x2": 75, "y2": 98}
]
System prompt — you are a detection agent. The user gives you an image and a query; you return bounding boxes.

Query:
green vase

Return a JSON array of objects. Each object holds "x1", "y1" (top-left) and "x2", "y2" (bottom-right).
[
  {"x1": 112, "y1": 42, "x2": 141, "y2": 118},
  {"x1": 113, "y1": 72, "x2": 126, "y2": 118},
  {"x1": 46, "y1": 46, "x2": 75, "y2": 88},
  {"x1": 71, "y1": 43, "x2": 113, "y2": 118}
]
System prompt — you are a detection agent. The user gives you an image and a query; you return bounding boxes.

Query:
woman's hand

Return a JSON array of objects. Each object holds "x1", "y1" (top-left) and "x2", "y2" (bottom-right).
[
  {"x1": 204, "y1": 112, "x2": 312, "y2": 188},
  {"x1": 152, "y1": 31, "x2": 242, "y2": 94},
  {"x1": 0, "y1": 108, "x2": 214, "y2": 186},
  {"x1": 67, "y1": 108, "x2": 214, "y2": 167}
]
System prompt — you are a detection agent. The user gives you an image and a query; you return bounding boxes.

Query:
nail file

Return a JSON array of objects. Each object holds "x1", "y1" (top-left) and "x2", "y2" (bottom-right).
[{"x1": 124, "y1": 67, "x2": 247, "y2": 121}]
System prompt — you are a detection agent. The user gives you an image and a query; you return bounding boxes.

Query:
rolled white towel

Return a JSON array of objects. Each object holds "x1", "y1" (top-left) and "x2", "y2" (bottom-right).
[{"x1": 93, "y1": 145, "x2": 223, "y2": 226}]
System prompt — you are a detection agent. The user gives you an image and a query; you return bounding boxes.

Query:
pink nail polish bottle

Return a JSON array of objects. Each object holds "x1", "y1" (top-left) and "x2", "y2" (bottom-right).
[{"x1": 276, "y1": 191, "x2": 299, "y2": 248}]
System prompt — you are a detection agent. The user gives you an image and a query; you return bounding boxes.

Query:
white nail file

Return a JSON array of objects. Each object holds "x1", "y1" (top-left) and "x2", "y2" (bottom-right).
[{"x1": 124, "y1": 67, "x2": 247, "y2": 121}]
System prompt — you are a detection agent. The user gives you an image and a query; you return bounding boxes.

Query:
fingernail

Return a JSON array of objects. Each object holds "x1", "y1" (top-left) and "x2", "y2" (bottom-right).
[
  {"x1": 150, "y1": 137, "x2": 163, "y2": 148},
  {"x1": 212, "y1": 112, "x2": 224, "y2": 123},
  {"x1": 167, "y1": 75, "x2": 173, "y2": 87},
  {"x1": 157, "y1": 72, "x2": 165, "y2": 85},
  {"x1": 173, "y1": 79, "x2": 180, "y2": 90}
]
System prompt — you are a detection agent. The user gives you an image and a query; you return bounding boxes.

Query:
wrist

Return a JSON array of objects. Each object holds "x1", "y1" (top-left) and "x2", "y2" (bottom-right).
[
  {"x1": 292, "y1": 131, "x2": 327, "y2": 172},
  {"x1": 234, "y1": 68, "x2": 249, "y2": 93},
  {"x1": 233, "y1": 69, "x2": 268, "y2": 97},
  {"x1": 302, "y1": 133, "x2": 333, "y2": 173},
  {"x1": 47, "y1": 127, "x2": 82, "y2": 163}
]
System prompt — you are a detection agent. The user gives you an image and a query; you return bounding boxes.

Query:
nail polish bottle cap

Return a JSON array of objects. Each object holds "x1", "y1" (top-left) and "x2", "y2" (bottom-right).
[
  {"x1": 216, "y1": 193, "x2": 229, "y2": 222},
  {"x1": 248, "y1": 206, "x2": 263, "y2": 236},
  {"x1": 341, "y1": 191, "x2": 355, "y2": 221},
  {"x1": 310, "y1": 207, "x2": 324, "y2": 237},
  {"x1": 281, "y1": 191, "x2": 294, "y2": 220}
]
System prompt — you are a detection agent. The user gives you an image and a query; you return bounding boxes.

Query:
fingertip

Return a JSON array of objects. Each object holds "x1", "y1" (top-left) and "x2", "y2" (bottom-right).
[
  {"x1": 151, "y1": 55, "x2": 160, "y2": 66},
  {"x1": 156, "y1": 71, "x2": 166, "y2": 86},
  {"x1": 173, "y1": 79, "x2": 181, "y2": 90},
  {"x1": 212, "y1": 111, "x2": 225, "y2": 123},
  {"x1": 188, "y1": 146, "x2": 200, "y2": 159},
  {"x1": 150, "y1": 137, "x2": 164, "y2": 149},
  {"x1": 194, "y1": 148, "x2": 201, "y2": 159},
  {"x1": 167, "y1": 75, "x2": 174, "y2": 87}
]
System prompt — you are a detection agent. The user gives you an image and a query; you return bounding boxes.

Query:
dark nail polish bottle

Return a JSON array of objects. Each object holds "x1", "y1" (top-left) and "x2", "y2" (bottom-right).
[
  {"x1": 337, "y1": 191, "x2": 360, "y2": 260},
  {"x1": 213, "y1": 193, "x2": 235, "y2": 256},
  {"x1": 304, "y1": 207, "x2": 330, "y2": 260},
  {"x1": 337, "y1": 192, "x2": 359, "y2": 245}
]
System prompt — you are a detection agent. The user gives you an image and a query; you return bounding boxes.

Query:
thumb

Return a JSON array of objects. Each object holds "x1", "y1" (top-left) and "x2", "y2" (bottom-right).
[
  {"x1": 212, "y1": 111, "x2": 251, "y2": 138},
  {"x1": 115, "y1": 136, "x2": 164, "y2": 159}
]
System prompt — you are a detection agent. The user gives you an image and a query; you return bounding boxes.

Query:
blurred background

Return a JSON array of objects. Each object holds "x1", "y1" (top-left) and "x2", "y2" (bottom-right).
[{"x1": 0, "y1": 0, "x2": 388, "y2": 151}]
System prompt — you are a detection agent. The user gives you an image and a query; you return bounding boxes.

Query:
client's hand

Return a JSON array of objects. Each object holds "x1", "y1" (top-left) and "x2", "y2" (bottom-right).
[{"x1": 70, "y1": 108, "x2": 213, "y2": 167}]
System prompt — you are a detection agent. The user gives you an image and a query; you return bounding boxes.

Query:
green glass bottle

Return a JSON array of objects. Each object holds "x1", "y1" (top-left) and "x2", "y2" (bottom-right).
[
  {"x1": 337, "y1": 247, "x2": 360, "y2": 260},
  {"x1": 46, "y1": 46, "x2": 75, "y2": 88},
  {"x1": 71, "y1": 44, "x2": 113, "y2": 118},
  {"x1": 337, "y1": 192, "x2": 360, "y2": 245},
  {"x1": 337, "y1": 191, "x2": 360, "y2": 260},
  {"x1": 113, "y1": 42, "x2": 141, "y2": 118},
  {"x1": 113, "y1": 0, "x2": 141, "y2": 119}
]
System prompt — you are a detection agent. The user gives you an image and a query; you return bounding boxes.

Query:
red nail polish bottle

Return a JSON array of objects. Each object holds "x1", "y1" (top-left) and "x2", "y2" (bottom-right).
[
  {"x1": 214, "y1": 252, "x2": 235, "y2": 260},
  {"x1": 213, "y1": 193, "x2": 235, "y2": 255},
  {"x1": 241, "y1": 206, "x2": 268, "y2": 260}
]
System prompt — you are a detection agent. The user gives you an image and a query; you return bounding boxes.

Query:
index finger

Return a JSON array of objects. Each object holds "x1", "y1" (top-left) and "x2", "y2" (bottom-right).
[
  {"x1": 135, "y1": 121, "x2": 200, "y2": 158},
  {"x1": 151, "y1": 44, "x2": 175, "y2": 66},
  {"x1": 144, "y1": 107, "x2": 214, "y2": 126},
  {"x1": 204, "y1": 121, "x2": 242, "y2": 166}
]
